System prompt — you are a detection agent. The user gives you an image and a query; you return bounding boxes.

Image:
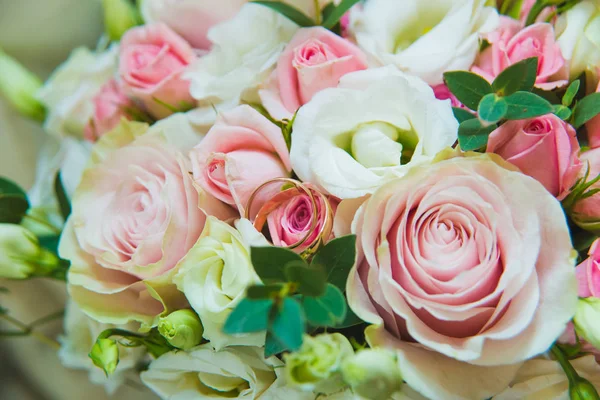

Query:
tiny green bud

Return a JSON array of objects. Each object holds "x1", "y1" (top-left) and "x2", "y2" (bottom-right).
[
  {"x1": 158, "y1": 309, "x2": 203, "y2": 350},
  {"x1": 103, "y1": 0, "x2": 142, "y2": 41},
  {"x1": 0, "y1": 224, "x2": 61, "y2": 279},
  {"x1": 341, "y1": 349, "x2": 403, "y2": 400},
  {"x1": 570, "y1": 377, "x2": 600, "y2": 400},
  {"x1": 573, "y1": 298, "x2": 600, "y2": 350},
  {"x1": 0, "y1": 49, "x2": 45, "y2": 121},
  {"x1": 284, "y1": 333, "x2": 354, "y2": 394},
  {"x1": 89, "y1": 338, "x2": 119, "y2": 376}
]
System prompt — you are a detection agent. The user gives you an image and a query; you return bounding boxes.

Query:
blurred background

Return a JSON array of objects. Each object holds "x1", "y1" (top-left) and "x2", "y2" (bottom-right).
[{"x1": 0, "y1": 1, "x2": 152, "y2": 398}]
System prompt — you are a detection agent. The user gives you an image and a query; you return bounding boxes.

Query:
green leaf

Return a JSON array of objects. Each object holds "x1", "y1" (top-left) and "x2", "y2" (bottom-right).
[
  {"x1": 54, "y1": 172, "x2": 71, "y2": 221},
  {"x1": 563, "y1": 80, "x2": 581, "y2": 107},
  {"x1": 0, "y1": 287, "x2": 9, "y2": 294},
  {"x1": 223, "y1": 298, "x2": 273, "y2": 334},
  {"x1": 285, "y1": 261, "x2": 327, "y2": 297},
  {"x1": 302, "y1": 283, "x2": 347, "y2": 327},
  {"x1": 478, "y1": 93, "x2": 508, "y2": 124},
  {"x1": 38, "y1": 235, "x2": 61, "y2": 254},
  {"x1": 251, "y1": 1, "x2": 315, "y2": 27},
  {"x1": 0, "y1": 306, "x2": 7, "y2": 314},
  {"x1": 573, "y1": 93, "x2": 600, "y2": 128},
  {"x1": 250, "y1": 246, "x2": 305, "y2": 283},
  {"x1": 492, "y1": 57, "x2": 538, "y2": 96},
  {"x1": 264, "y1": 331, "x2": 289, "y2": 357},
  {"x1": 501, "y1": 0, "x2": 525, "y2": 19},
  {"x1": 0, "y1": 177, "x2": 29, "y2": 224},
  {"x1": 443, "y1": 71, "x2": 493, "y2": 111},
  {"x1": 554, "y1": 104, "x2": 572, "y2": 121},
  {"x1": 452, "y1": 107, "x2": 475, "y2": 123},
  {"x1": 457, "y1": 119, "x2": 496, "y2": 151},
  {"x1": 532, "y1": 88, "x2": 561, "y2": 104},
  {"x1": 246, "y1": 284, "x2": 285, "y2": 300},
  {"x1": 334, "y1": 307, "x2": 364, "y2": 329},
  {"x1": 311, "y1": 234, "x2": 356, "y2": 291},
  {"x1": 504, "y1": 91, "x2": 554, "y2": 120},
  {"x1": 268, "y1": 297, "x2": 305, "y2": 354},
  {"x1": 322, "y1": 0, "x2": 360, "y2": 29}
]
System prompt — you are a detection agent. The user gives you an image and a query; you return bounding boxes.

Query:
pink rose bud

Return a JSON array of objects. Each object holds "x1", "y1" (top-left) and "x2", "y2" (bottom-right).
[
  {"x1": 587, "y1": 78, "x2": 600, "y2": 149},
  {"x1": 432, "y1": 84, "x2": 463, "y2": 108},
  {"x1": 487, "y1": 114, "x2": 582, "y2": 199},
  {"x1": 190, "y1": 105, "x2": 292, "y2": 215},
  {"x1": 260, "y1": 27, "x2": 368, "y2": 120},
  {"x1": 119, "y1": 23, "x2": 196, "y2": 119},
  {"x1": 84, "y1": 79, "x2": 133, "y2": 142},
  {"x1": 472, "y1": 17, "x2": 568, "y2": 90},
  {"x1": 572, "y1": 148, "x2": 600, "y2": 233},
  {"x1": 576, "y1": 238, "x2": 600, "y2": 298}
]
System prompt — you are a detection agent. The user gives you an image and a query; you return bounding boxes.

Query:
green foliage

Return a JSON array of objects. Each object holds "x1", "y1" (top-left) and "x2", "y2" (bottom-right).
[
  {"x1": 503, "y1": 91, "x2": 554, "y2": 119},
  {"x1": 251, "y1": 1, "x2": 315, "y2": 27},
  {"x1": 563, "y1": 80, "x2": 581, "y2": 107},
  {"x1": 443, "y1": 71, "x2": 493, "y2": 111},
  {"x1": 285, "y1": 261, "x2": 328, "y2": 297},
  {"x1": 250, "y1": 246, "x2": 304, "y2": 283},
  {"x1": 452, "y1": 107, "x2": 475, "y2": 123},
  {"x1": 303, "y1": 283, "x2": 347, "y2": 327},
  {"x1": 478, "y1": 93, "x2": 508, "y2": 124},
  {"x1": 267, "y1": 298, "x2": 305, "y2": 356},
  {"x1": 54, "y1": 172, "x2": 71, "y2": 221},
  {"x1": 573, "y1": 92, "x2": 600, "y2": 129},
  {"x1": 246, "y1": 284, "x2": 285, "y2": 300},
  {"x1": 322, "y1": 0, "x2": 360, "y2": 29},
  {"x1": 492, "y1": 57, "x2": 537, "y2": 96},
  {"x1": 0, "y1": 177, "x2": 29, "y2": 224},
  {"x1": 223, "y1": 298, "x2": 273, "y2": 334},
  {"x1": 310, "y1": 234, "x2": 357, "y2": 291},
  {"x1": 458, "y1": 119, "x2": 497, "y2": 151},
  {"x1": 554, "y1": 105, "x2": 572, "y2": 121}
]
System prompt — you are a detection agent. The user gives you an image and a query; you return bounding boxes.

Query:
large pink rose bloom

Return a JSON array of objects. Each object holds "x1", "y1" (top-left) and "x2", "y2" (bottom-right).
[
  {"x1": 119, "y1": 23, "x2": 196, "y2": 119},
  {"x1": 346, "y1": 152, "x2": 577, "y2": 400},
  {"x1": 487, "y1": 114, "x2": 582, "y2": 199},
  {"x1": 260, "y1": 27, "x2": 368, "y2": 120},
  {"x1": 190, "y1": 105, "x2": 292, "y2": 214},
  {"x1": 472, "y1": 17, "x2": 568, "y2": 90},
  {"x1": 60, "y1": 122, "x2": 232, "y2": 324},
  {"x1": 84, "y1": 79, "x2": 133, "y2": 142}
]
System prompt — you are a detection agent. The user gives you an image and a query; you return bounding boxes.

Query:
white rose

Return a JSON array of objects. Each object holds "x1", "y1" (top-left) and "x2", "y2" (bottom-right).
[
  {"x1": 141, "y1": 345, "x2": 280, "y2": 399},
  {"x1": 184, "y1": 3, "x2": 298, "y2": 105},
  {"x1": 58, "y1": 301, "x2": 146, "y2": 394},
  {"x1": 556, "y1": 0, "x2": 600, "y2": 82},
  {"x1": 173, "y1": 217, "x2": 268, "y2": 350},
  {"x1": 493, "y1": 355, "x2": 600, "y2": 400},
  {"x1": 290, "y1": 66, "x2": 458, "y2": 199},
  {"x1": 36, "y1": 45, "x2": 118, "y2": 138},
  {"x1": 349, "y1": 0, "x2": 499, "y2": 85}
]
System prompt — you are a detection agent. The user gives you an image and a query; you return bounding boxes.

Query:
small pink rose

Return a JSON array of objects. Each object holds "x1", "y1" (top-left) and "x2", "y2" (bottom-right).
[
  {"x1": 260, "y1": 27, "x2": 368, "y2": 120},
  {"x1": 576, "y1": 238, "x2": 600, "y2": 298},
  {"x1": 190, "y1": 105, "x2": 292, "y2": 214},
  {"x1": 264, "y1": 187, "x2": 337, "y2": 253},
  {"x1": 487, "y1": 114, "x2": 582, "y2": 199},
  {"x1": 587, "y1": 79, "x2": 600, "y2": 148},
  {"x1": 119, "y1": 23, "x2": 196, "y2": 119},
  {"x1": 472, "y1": 17, "x2": 568, "y2": 90},
  {"x1": 432, "y1": 84, "x2": 463, "y2": 108},
  {"x1": 571, "y1": 149, "x2": 600, "y2": 232},
  {"x1": 84, "y1": 80, "x2": 133, "y2": 142}
]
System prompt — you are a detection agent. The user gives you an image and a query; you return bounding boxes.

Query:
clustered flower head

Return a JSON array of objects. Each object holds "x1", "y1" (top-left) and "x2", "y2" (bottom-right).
[{"x1": 2, "y1": 0, "x2": 600, "y2": 399}]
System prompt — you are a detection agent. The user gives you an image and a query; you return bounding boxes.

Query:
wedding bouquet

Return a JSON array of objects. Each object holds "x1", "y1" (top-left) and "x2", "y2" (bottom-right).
[{"x1": 2, "y1": 0, "x2": 600, "y2": 398}]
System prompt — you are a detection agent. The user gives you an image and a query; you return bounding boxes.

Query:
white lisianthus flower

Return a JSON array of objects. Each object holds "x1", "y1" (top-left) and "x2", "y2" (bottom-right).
[
  {"x1": 58, "y1": 301, "x2": 146, "y2": 394},
  {"x1": 349, "y1": 0, "x2": 499, "y2": 85},
  {"x1": 555, "y1": 0, "x2": 600, "y2": 82},
  {"x1": 173, "y1": 217, "x2": 268, "y2": 350},
  {"x1": 290, "y1": 66, "x2": 458, "y2": 199},
  {"x1": 141, "y1": 345, "x2": 280, "y2": 399},
  {"x1": 184, "y1": 3, "x2": 298, "y2": 105},
  {"x1": 36, "y1": 45, "x2": 118, "y2": 138}
]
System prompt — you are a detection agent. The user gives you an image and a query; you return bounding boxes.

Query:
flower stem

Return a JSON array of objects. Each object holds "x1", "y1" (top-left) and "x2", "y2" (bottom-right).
[
  {"x1": 0, "y1": 311, "x2": 62, "y2": 349},
  {"x1": 551, "y1": 345, "x2": 579, "y2": 382},
  {"x1": 314, "y1": 0, "x2": 322, "y2": 25}
]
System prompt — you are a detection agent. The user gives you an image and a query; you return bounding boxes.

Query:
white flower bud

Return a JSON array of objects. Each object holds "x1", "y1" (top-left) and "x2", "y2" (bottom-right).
[
  {"x1": 0, "y1": 48, "x2": 45, "y2": 121},
  {"x1": 158, "y1": 309, "x2": 204, "y2": 350},
  {"x1": 341, "y1": 349, "x2": 403, "y2": 400},
  {"x1": 574, "y1": 297, "x2": 600, "y2": 351}
]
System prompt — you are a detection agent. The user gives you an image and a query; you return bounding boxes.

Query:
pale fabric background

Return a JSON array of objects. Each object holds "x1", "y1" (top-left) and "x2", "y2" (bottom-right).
[{"x1": 0, "y1": 1, "x2": 154, "y2": 398}]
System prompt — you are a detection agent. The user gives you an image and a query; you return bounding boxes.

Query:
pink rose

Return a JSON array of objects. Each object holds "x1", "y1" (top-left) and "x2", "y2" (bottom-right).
[
  {"x1": 576, "y1": 238, "x2": 600, "y2": 297},
  {"x1": 571, "y1": 148, "x2": 600, "y2": 232},
  {"x1": 84, "y1": 79, "x2": 133, "y2": 142},
  {"x1": 346, "y1": 152, "x2": 577, "y2": 400},
  {"x1": 472, "y1": 17, "x2": 568, "y2": 90},
  {"x1": 259, "y1": 27, "x2": 368, "y2": 120},
  {"x1": 487, "y1": 114, "x2": 582, "y2": 199},
  {"x1": 190, "y1": 105, "x2": 292, "y2": 214},
  {"x1": 588, "y1": 79, "x2": 600, "y2": 148},
  {"x1": 119, "y1": 23, "x2": 196, "y2": 119},
  {"x1": 60, "y1": 121, "x2": 233, "y2": 324},
  {"x1": 140, "y1": 0, "x2": 247, "y2": 51}
]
